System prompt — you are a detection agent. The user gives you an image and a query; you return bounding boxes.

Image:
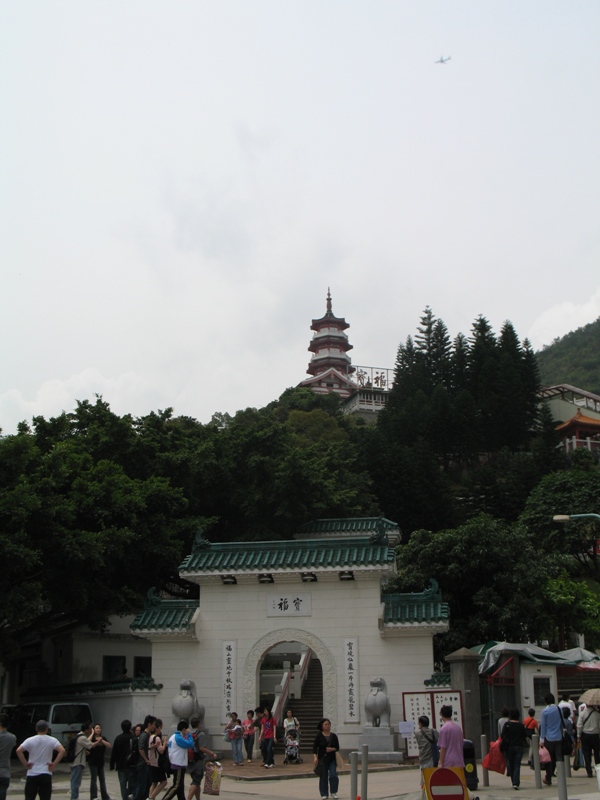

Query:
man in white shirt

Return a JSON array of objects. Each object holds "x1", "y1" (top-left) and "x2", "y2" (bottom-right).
[{"x1": 16, "y1": 720, "x2": 65, "y2": 800}]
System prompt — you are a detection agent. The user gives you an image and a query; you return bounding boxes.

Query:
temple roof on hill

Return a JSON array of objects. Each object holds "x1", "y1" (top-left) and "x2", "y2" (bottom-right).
[
  {"x1": 179, "y1": 535, "x2": 396, "y2": 581},
  {"x1": 556, "y1": 408, "x2": 600, "y2": 431}
]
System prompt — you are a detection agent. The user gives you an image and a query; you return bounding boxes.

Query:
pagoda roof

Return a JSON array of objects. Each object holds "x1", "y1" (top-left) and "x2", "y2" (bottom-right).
[
  {"x1": 556, "y1": 408, "x2": 600, "y2": 431},
  {"x1": 299, "y1": 367, "x2": 357, "y2": 390},
  {"x1": 179, "y1": 535, "x2": 396, "y2": 583},
  {"x1": 310, "y1": 290, "x2": 350, "y2": 331}
]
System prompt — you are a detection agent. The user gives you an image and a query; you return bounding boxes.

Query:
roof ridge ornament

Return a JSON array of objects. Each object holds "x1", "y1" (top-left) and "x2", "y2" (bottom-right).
[
  {"x1": 369, "y1": 515, "x2": 390, "y2": 546},
  {"x1": 192, "y1": 529, "x2": 212, "y2": 553}
]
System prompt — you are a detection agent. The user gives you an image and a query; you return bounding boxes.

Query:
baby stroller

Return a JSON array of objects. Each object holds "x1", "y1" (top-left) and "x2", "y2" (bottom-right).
[{"x1": 283, "y1": 728, "x2": 302, "y2": 764}]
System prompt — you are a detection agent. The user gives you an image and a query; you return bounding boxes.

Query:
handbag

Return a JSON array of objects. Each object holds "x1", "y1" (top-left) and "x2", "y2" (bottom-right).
[
  {"x1": 314, "y1": 759, "x2": 323, "y2": 776},
  {"x1": 335, "y1": 751, "x2": 343, "y2": 769},
  {"x1": 539, "y1": 746, "x2": 551, "y2": 764},
  {"x1": 482, "y1": 739, "x2": 506, "y2": 775},
  {"x1": 557, "y1": 705, "x2": 573, "y2": 756}
]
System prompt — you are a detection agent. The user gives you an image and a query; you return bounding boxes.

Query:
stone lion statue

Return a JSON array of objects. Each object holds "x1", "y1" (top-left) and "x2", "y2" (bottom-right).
[
  {"x1": 364, "y1": 676, "x2": 391, "y2": 727},
  {"x1": 172, "y1": 678, "x2": 200, "y2": 721}
]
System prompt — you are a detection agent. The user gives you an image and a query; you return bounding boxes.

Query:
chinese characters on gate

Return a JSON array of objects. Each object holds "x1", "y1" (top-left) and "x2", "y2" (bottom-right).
[
  {"x1": 266, "y1": 594, "x2": 311, "y2": 617},
  {"x1": 344, "y1": 638, "x2": 359, "y2": 723},
  {"x1": 221, "y1": 641, "x2": 236, "y2": 722}
]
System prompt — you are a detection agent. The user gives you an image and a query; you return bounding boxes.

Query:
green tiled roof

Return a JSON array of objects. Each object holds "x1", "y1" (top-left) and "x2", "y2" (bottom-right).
[
  {"x1": 381, "y1": 580, "x2": 450, "y2": 625},
  {"x1": 179, "y1": 535, "x2": 395, "y2": 575},
  {"x1": 296, "y1": 516, "x2": 399, "y2": 535},
  {"x1": 131, "y1": 595, "x2": 198, "y2": 634}
]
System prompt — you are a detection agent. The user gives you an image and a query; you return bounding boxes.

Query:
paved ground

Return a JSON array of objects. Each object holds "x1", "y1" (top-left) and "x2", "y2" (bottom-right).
[{"x1": 6, "y1": 757, "x2": 600, "y2": 800}]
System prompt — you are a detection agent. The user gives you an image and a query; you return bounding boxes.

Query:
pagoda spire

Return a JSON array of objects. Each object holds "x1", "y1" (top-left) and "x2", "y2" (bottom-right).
[{"x1": 326, "y1": 287, "x2": 332, "y2": 315}]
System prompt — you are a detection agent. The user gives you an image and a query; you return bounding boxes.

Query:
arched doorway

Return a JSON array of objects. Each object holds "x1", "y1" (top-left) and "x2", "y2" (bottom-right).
[{"x1": 243, "y1": 627, "x2": 337, "y2": 728}]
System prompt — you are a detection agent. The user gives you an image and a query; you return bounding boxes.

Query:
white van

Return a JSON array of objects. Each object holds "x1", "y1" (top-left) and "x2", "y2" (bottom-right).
[{"x1": 12, "y1": 702, "x2": 93, "y2": 745}]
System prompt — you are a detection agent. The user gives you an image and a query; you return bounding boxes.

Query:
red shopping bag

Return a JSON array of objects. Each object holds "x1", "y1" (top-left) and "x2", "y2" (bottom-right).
[{"x1": 482, "y1": 739, "x2": 506, "y2": 775}]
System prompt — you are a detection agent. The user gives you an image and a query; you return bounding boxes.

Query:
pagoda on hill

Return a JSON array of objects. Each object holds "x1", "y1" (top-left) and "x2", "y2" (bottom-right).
[{"x1": 298, "y1": 289, "x2": 357, "y2": 399}]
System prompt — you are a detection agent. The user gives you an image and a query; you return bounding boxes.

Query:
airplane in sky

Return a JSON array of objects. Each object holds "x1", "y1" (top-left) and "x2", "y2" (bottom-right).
[{"x1": 435, "y1": 56, "x2": 451, "y2": 64}]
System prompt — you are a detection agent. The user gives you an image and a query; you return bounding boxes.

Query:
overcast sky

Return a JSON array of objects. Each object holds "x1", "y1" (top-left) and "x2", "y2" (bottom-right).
[{"x1": 1, "y1": 1, "x2": 599, "y2": 433}]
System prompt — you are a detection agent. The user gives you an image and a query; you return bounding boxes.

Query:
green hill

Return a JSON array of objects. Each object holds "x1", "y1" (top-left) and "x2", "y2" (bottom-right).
[{"x1": 536, "y1": 317, "x2": 600, "y2": 394}]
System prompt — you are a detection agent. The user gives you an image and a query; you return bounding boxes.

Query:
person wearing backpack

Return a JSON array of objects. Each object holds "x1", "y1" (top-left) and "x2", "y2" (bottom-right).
[
  {"x1": 110, "y1": 721, "x2": 136, "y2": 800},
  {"x1": 69, "y1": 722, "x2": 96, "y2": 800},
  {"x1": 415, "y1": 714, "x2": 439, "y2": 797}
]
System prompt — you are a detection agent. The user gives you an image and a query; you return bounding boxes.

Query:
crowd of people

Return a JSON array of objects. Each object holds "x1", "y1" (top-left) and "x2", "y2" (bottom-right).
[
  {"x1": 1, "y1": 707, "x2": 344, "y2": 800},
  {"x1": 493, "y1": 691, "x2": 600, "y2": 789}
]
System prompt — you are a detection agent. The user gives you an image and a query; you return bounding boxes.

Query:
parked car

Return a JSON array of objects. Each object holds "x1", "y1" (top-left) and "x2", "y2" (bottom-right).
[{"x1": 10, "y1": 702, "x2": 93, "y2": 746}]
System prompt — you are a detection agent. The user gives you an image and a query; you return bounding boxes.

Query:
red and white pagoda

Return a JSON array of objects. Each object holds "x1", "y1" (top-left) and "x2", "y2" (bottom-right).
[
  {"x1": 298, "y1": 292, "x2": 394, "y2": 421},
  {"x1": 298, "y1": 290, "x2": 357, "y2": 398}
]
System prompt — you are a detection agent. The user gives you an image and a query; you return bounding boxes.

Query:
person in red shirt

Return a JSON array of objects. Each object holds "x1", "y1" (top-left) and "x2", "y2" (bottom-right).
[{"x1": 522, "y1": 708, "x2": 539, "y2": 767}]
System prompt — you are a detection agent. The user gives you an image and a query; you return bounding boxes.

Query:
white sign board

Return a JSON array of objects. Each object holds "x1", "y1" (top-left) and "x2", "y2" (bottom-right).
[{"x1": 402, "y1": 690, "x2": 463, "y2": 758}]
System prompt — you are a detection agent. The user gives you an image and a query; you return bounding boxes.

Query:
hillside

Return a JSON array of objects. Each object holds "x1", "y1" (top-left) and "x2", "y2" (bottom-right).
[{"x1": 536, "y1": 317, "x2": 600, "y2": 394}]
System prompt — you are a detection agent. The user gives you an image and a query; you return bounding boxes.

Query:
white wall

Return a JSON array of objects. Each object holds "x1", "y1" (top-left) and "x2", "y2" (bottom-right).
[{"x1": 147, "y1": 575, "x2": 437, "y2": 751}]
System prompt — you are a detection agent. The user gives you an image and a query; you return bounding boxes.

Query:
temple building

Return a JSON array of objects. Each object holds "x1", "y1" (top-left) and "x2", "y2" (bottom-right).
[
  {"x1": 130, "y1": 517, "x2": 449, "y2": 752},
  {"x1": 540, "y1": 384, "x2": 600, "y2": 456},
  {"x1": 299, "y1": 290, "x2": 393, "y2": 422}
]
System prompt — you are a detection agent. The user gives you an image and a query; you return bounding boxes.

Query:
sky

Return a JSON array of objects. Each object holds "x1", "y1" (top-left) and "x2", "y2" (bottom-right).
[{"x1": 1, "y1": 1, "x2": 599, "y2": 433}]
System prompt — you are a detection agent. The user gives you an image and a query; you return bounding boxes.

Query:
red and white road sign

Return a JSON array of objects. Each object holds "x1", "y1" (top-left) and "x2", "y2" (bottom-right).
[{"x1": 424, "y1": 767, "x2": 468, "y2": 800}]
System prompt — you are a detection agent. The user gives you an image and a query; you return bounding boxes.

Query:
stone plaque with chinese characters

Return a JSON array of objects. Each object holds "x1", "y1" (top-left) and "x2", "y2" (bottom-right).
[
  {"x1": 221, "y1": 640, "x2": 236, "y2": 722},
  {"x1": 266, "y1": 594, "x2": 311, "y2": 617},
  {"x1": 344, "y1": 638, "x2": 360, "y2": 722}
]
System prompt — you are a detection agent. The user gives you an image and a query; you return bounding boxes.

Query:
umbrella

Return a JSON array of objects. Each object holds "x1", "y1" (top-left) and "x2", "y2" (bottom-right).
[{"x1": 578, "y1": 688, "x2": 600, "y2": 705}]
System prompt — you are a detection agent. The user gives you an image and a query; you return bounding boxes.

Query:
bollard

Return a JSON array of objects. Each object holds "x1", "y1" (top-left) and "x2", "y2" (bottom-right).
[
  {"x1": 480, "y1": 734, "x2": 489, "y2": 787},
  {"x1": 556, "y1": 757, "x2": 568, "y2": 800},
  {"x1": 361, "y1": 744, "x2": 368, "y2": 800},
  {"x1": 350, "y1": 751, "x2": 358, "y2": 800},
  {"x1": 532, "y1": 734, "x2": 542, "y2": 790}
]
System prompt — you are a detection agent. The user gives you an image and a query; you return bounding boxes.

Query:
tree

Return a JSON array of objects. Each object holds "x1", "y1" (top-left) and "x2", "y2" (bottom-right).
[{"x1": 391, "y1": 515, "x2": 556, "y2": 658}]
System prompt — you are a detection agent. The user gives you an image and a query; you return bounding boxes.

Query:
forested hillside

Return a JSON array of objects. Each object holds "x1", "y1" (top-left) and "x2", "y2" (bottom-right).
[
  {"x1": 536, "y1": 317, "x2": 600, "y2": 394},
  {"x1": 2, "y1": 307, "x2": 599, "y2": 660}
]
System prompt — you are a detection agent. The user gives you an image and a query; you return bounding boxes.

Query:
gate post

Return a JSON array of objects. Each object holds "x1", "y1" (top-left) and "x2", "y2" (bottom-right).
[{"x1": 446, "y1": 648, "x2": 483, "y2": 757}]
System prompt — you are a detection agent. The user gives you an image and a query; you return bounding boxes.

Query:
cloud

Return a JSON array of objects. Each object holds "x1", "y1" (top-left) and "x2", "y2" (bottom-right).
[
  {"x1": 528, "y1": 287, "x2": 600, "y2": 351},
  {"x1": 0, "y1": 368, "x2": 170, "y2": 432}
]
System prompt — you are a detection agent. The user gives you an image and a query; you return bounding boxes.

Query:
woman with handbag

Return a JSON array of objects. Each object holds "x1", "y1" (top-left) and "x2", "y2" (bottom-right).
[
  {"x1": 501, "y1": 708, "x2": 527, "y2": 789},
  {"x1": 313, "y1": 718, "x2": 340, "y2": 800}
]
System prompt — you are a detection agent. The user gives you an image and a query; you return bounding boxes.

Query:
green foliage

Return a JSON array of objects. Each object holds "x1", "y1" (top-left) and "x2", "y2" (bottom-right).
[
  {"x1": 373, "y1": 308, "x2": 544, "y2": 536},
  {"x1": 392, "y1": 515, "x2": 554, "y2": 658},
  {"x1": 536, "y1": 317, "x2": 600, "y2": 394}
]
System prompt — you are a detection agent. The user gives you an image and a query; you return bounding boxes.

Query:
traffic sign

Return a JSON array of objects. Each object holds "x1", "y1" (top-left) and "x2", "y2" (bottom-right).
[{"x1": 423, "y1": 767, "x2": 468, "y2": 800}]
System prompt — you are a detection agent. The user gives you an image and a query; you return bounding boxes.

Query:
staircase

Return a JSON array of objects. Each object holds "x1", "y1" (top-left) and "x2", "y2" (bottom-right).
[{"x1": 281, "y1": 659, "x2": 323, "y2": 751}]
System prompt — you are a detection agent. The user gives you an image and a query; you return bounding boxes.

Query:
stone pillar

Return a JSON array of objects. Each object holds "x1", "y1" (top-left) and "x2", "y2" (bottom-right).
[{"x1": 446, "y1": 647, "x2": 483, "y2": 757}]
